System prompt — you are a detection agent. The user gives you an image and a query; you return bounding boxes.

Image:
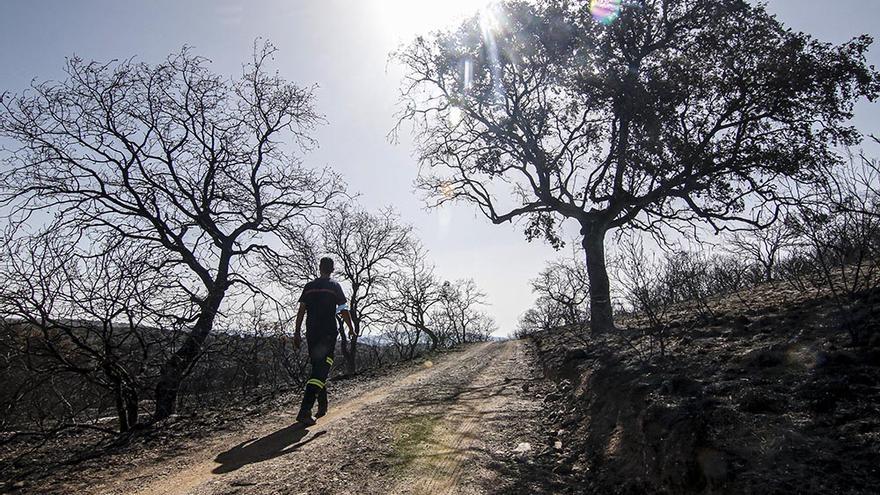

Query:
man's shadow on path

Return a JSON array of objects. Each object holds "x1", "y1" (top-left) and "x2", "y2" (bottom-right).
[{"x1": 212, "y1": 422, "x2": 327, "y2": 474}]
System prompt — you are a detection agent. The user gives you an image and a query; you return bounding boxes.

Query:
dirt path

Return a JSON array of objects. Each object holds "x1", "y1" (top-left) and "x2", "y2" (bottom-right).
[{"x1": 84, "y1": 340, "x2": 549, "y2": 495}]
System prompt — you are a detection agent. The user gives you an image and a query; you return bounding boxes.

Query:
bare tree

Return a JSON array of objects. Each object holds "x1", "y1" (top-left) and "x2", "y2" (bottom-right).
[
  {"x1": 0, "y1": 230, "x2": 175, "y2": 432},
  {"x1": 787, "y1": 151, "x2": 880, "y2": 345},
  {"x1": 724, "y1": 222, "x2": 796, "y2": 282},
  {"x1": 616, "y1": 237, "x2": 664, "y2": 346},
  {"x1": 515, "y1": 296, "x2": 566, "y2": 338},
  {"x1": 325, "y1": 207, "x2": 412, "y2": 373},
  {"x1": 383, "y1": 323, "x2": 424, "y2": 361},
  {"x1": 395, "y1": 0, "x2": 878, "y2": 332},
  {"x1": 531, "y1": 249, "x2": 590, "y2": 326},
  {"x1": 380, "y1": 242, "x2": 444, "y2": 351},
  {"x1": 433, "y1": 279, "x2": 496, "y2": 345},
  {"x1": 0, "y1": 43, "x2": 342, "y2": 419}
]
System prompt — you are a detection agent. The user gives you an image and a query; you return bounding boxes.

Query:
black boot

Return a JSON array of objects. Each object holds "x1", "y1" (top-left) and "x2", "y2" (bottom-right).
[
  {"x1": 316, "y1": 388, "x2": 328, "y2": 418},
  {"x1": 296, "y1": 383, "x2": 320, "y2": 425}
]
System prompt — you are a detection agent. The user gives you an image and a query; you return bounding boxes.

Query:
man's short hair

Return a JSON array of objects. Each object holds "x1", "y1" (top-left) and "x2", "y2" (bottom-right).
[{"x1": 319, "y1": 257, "x2": 334, "y2": 274}]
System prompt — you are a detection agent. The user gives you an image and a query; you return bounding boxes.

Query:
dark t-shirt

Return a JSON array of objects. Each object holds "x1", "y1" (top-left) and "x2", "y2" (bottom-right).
[{"x1": 298, "y1": 277, "x2": 347, "y2": 336}]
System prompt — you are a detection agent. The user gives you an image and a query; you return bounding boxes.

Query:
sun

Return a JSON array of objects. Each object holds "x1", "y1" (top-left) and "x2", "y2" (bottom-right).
[{"x1": 369, "y1": 0, "x2": 497, "y2": 41}]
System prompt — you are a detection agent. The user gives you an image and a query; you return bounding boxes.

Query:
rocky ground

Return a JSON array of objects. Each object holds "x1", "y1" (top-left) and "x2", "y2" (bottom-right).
[
  {"x1": 531, "y1": 282, "x2": 880, "y2": 494},
  {"x1": 2, "y1": 340, "x2": 571, "y2": 494}
]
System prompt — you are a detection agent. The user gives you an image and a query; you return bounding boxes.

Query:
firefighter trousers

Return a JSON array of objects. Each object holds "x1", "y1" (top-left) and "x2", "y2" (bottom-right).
[{"x1": 297, "y1": 331, "x2": 337, "y2": 418}]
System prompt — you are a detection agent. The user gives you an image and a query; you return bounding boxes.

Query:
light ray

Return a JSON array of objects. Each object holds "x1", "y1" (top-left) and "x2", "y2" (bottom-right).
[{"x1": 479, "y1": 4, "x2": 506, "y2": 102}]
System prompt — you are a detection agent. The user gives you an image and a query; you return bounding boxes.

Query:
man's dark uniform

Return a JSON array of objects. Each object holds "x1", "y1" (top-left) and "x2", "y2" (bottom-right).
[{"x1": 297, "y1": 277, "x2": 347, "y2": 420}]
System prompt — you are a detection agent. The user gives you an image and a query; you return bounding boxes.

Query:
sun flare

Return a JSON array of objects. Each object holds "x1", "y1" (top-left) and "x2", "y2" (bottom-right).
[{"x1": 370, "y1": 0, "x2": 498, "y2": 40}]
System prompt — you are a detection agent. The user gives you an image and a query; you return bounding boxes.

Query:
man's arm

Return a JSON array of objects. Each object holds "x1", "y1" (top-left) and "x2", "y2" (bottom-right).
[
  {"x1": 294, "y1": 302, "x2": 306, "y2": 348},
  {"x1": 339, "y1": 309, "x2": 356, "y2": 338},
  {"x1": 333, "y1": 282, "x2": 355, "y2": 337}
]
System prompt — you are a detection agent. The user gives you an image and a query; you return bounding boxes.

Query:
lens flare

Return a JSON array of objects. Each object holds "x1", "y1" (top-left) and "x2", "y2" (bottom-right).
[
  {"x1": 439, "y1": 181, "x2": 455, "y2": 199},
  {"x1": 479, "y1": 5, "x2": 505, "y2": 102},
  {"x1": 590, "y1": 0, "x2": 622, "y2": 25}
]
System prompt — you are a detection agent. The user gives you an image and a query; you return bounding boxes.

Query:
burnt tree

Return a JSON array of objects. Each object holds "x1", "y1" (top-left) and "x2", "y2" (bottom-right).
[
  {"x1": 0, "y1": 231, "x2": 172, "y2": 432},
  {"x1": 381, "y1": 242, "x2": 444, "y2": 352},
  {"x1": 0, "y1": 43, "x2": 341, "y2": 419},
  {"x1": 395, "y1": 0, "x2": 878, "y2": 332}
]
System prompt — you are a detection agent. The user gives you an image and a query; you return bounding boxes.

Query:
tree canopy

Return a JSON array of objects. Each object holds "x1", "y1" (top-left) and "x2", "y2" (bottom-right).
[{"x1": 395, "y1": 0, "x2": 879, "y2": 331}]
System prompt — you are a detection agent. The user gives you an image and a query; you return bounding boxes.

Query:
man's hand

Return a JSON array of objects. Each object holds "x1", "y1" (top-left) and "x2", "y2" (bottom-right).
[
  {"x1": 340, "y1": 310, "x2": 356, "y2": 340},
  {"x1": 293, "y1": 303, "x2": 306, "y2": 350}
]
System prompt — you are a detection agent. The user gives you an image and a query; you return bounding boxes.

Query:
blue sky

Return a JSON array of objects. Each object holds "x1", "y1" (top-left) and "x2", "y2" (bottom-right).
[{"x1": 1, "y1": 1, "x2": 878, "y2": 336}]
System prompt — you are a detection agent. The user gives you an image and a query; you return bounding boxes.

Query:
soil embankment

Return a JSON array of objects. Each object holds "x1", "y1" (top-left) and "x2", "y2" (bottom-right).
[{"x1": 531, "y1": 283, "x2": 880, "y2": 494}]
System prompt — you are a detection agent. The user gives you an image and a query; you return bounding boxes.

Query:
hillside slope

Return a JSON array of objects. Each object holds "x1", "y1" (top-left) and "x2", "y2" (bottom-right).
[{"x1": 531, "y1": 282, "x2": 880, "y2": 494}]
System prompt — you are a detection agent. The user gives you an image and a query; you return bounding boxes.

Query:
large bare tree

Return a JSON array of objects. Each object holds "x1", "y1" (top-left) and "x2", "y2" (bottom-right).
[
  {"x1": 0, "y1": 43, "x2": 342, "y2": 419},
  {"x1": 323, "y1": 206, "x2": 412, "y2": 373},
  {"x1": 395, "y1": 0, "x2": 878, "y2": 332}
]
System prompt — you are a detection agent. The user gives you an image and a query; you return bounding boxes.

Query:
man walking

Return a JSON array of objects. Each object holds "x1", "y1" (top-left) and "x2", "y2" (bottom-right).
[{"x1": 293, "y1": 257, "x2": 356, "y2": 425}]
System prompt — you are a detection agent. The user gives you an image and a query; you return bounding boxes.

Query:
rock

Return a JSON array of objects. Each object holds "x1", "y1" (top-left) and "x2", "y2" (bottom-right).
[
  {"x1": 733, "y1": 315, "x2": 751, "y2": 329},
  {"x1": 561, "y1": 415, "x2": 579, "y2": 428},
  {"x1": 865, "y1": 349, "x2": 880, "y2": 367},
  {"x1": 808, "y1": 385, "x2": 846, "y2": 414},
  {"x1": 816, "y1": 351, "x2": 858, "y2": 368},
  {"x1": 513, "y1": 442, "x2": 532, "y2": 454},
  {"x1": 698, "y1": 397, "x2": 722, "y2": 410},
  {"x1": 723, "y1": 366, "x2": 745, "y2": 376},
  {"x1": 554, "y1": 440, "x2": 563, "y2": 450},
  {"x1": 659, "y1": 375, "x2": 701, "y2": 396}
]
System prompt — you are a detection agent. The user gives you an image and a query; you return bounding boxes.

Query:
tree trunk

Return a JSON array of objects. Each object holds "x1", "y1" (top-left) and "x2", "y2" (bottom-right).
[
  {"x1": 105, "y1": 362, "x2": 139, "y2": 432},
  {"x1": 113, "y1": 380, "x2": 130, "y2": 433},
  {"x1": 124, "y1": 386, "x2": 139, "y2": 431},
  {"x1": 419, "y1": 324, "x2": 439, "y2": 351},
  {"x1": 153, "y1": 293, "x2": 224, "y2": 420},
  {"x1": 582, "y1": 228, "x2": 615, "y2": 333},
  {"x1": 409, "y1": 328, "x2": 421, "y2": 359}
]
